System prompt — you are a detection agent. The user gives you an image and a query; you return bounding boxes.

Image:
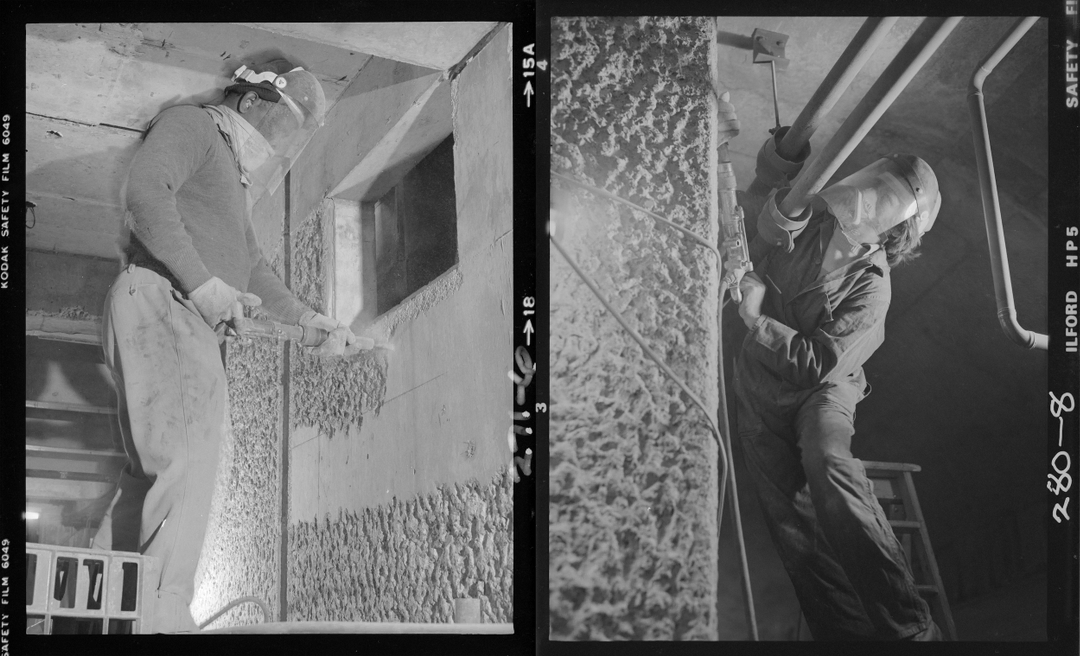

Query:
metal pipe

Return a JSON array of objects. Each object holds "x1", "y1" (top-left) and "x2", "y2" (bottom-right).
[
  {"x1": 779, "y1": 17, "x2": 963, "y2": 218},
  {"x1": 968, "y1": 16, "x2": 1047, "y2": 350},
  {"x1": 776, "y1": 17, "x2": 899, "y2": 161},
  {"x1": 769, "y1": 60, "x2": 781, "y2": 131}
]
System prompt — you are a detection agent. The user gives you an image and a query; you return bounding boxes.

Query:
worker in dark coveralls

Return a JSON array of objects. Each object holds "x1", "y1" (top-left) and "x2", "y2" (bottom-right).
[
  {"x1": 732, "y1": 154, "x2": 944, "y2": 641},
  {"x1": 91, "y1": 59, "x2": 356, "y2": 633}
]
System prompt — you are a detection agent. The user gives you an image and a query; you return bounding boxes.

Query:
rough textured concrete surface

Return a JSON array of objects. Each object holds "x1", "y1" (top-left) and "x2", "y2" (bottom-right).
[
  {"x1": 549, "y1": 17, "x2": 720, "y2": 640},
  {"x1": 290, "y1": 206, "x2": 390, "y2": 438},
  {"x1": 286, "y1": 24, "x2": 515, "y2": 624},
  {"x1": 288, "y1": 474, "x2": 513, "y2": 623},
  {"x1": 192, "y1": 256, "x2": 286, "y2": 629}
]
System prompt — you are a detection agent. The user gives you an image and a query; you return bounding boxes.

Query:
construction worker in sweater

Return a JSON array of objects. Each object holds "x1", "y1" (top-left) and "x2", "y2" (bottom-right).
[
  {"x1": 731, "y1": 155, "x2": 944, "y2": 640},
  {"x1": 92, "y1": 59, "x2": 354, "y2": 633}
]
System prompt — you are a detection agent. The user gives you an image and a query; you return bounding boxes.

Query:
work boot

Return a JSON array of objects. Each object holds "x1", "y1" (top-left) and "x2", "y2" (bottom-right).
[{"x1": 901, "y1": 620, "x2": 943, "y2": 641}]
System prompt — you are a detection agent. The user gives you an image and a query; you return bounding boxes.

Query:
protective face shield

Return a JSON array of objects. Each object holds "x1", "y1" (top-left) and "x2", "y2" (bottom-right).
[
  {"x1": 228, "y1": 64, "x2": 327, "y2": 200},
  {"x1": 816, "y1": 154, "x2": 941, "y2": 244}
]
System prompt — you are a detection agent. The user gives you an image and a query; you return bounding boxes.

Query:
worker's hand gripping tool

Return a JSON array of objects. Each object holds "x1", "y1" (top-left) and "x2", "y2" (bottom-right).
[
  {"x1": 717, "y1": 92, "x2": 753, "y2": 304},
  {"x1": 227, "y1": 317, "x2": 391, "y2": 353}
]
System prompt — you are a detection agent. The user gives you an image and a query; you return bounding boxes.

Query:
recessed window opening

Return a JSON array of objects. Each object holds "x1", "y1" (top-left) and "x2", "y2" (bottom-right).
[{"x1": 370, "y1": 134, "x2": 458, "y2": 315}]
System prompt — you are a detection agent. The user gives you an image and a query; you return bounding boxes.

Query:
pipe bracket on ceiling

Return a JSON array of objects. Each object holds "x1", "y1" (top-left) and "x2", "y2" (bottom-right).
[{"x1": 751, "y1": 28, "x2": 789, "y2": 70}]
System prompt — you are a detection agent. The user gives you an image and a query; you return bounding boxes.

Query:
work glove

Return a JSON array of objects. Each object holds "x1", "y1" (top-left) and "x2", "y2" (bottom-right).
[
  {"x1": 299, "y1": 310, "x2": 357, "y2": 357},
  {"x1": 716, "y1": 91, "x2": 741, "y2": 147},
  {"x1": 737, "y1": 272, "x2": 767, "y2": 330},
  {"x1": 721, "y1": 254, "x2": 748, "y2": 304},
  {"x1": 189, "y1": 276, "x2": 262, "y2": 329}
]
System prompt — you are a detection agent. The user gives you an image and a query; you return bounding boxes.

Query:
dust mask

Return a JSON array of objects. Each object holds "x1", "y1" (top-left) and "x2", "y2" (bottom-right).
[{"x1": 203, "y1": 104, "x2": 276, "y2": 187}]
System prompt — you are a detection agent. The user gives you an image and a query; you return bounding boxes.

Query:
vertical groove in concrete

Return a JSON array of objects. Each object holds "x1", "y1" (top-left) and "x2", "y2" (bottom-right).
[{"x1": 280, "y1": 171, "x2": 292, "y2": 622}]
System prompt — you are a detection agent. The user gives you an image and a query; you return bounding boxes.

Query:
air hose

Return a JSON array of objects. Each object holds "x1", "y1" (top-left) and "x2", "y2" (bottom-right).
[
  {"x1": 550, "y1": 172, "x2": 758, "y2": 640},
  {"x1": 198, "y1": 595, "x2": 273, "y2": 630}
]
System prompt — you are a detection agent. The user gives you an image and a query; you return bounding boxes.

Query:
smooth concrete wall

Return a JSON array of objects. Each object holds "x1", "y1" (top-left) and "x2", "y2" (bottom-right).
[
  {"x1": 25, "y1": 250, "x2": 117, "y2": 317},
  {"x1": 549, "y1": 17, "x2": 721, "y2": 640}
]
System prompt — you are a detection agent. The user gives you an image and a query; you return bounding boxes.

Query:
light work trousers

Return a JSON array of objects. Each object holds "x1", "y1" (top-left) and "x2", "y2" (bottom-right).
[
  {"x1": 737, "y1": 386, "x2": 933, "y2": 640},
  {"x1": 92, "y1": 265, "x2": 228, "y2": 633}
]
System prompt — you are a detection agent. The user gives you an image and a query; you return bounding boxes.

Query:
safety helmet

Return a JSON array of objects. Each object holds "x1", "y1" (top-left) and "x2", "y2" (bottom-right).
[
  {"x1": 225, "y1": 60, "x2": 327, "y2": 201},
  {"x1": 816, "y1": 154, "x2": 941, "y2": 244},
  {"x1": 229, "y1": 62, "x2": 326, "y2": 127}
]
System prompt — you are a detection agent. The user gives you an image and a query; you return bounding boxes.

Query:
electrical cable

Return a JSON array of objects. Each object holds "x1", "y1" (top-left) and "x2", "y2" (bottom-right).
[
  {"x1": 551, "y1": 171, "x2": 723, "y2": 262},
  {"x1": 550, "y1": 171, "x2": 758, "y2": 639},
  {"x1": 549, "y1": 231, "x2": 731, "y2": 525},
  {"x1": 550, "y1": 171, "x2": 730, "y2": 311}
]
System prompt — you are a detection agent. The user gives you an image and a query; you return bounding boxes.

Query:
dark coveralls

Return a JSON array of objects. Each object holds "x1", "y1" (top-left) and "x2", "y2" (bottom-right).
[{"x1": 732, "y1": 212, "x2": 934, "y2": 640}]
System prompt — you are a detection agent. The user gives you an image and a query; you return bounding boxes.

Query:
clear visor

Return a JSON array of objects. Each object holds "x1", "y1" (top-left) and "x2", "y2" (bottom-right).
[
  {"x1": 245, "y1": 90, "x2": 321, "y2": 202},
  {"x1": 816, "y1": 158, "x2": 919, "y2": 244}
]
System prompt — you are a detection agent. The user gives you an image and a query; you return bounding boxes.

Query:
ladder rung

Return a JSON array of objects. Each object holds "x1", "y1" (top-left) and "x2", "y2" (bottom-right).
[
  {"x1": 863, "y1": 460, "x2": 922, "y2": 473},
  {"x1": 26, "y1": 400, "x2": 117, "y2": 415},
  {"x1": 26, "y1": 445, "x2": 127, "y2": 459},
  {"x1": 916, "y1": 584, "x2": 940, "y2": 596},
  {"x1": 889, "y1": 520, "x2": 922, "y2": 532}
]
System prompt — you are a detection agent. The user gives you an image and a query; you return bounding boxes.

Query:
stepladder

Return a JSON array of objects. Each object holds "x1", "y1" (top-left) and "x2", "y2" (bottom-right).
[
  {"x1": 862, "y1": 461, "x2": 957, "y2": 641},
  {"x1": 795, "y1": 461, "x2": 958, "y2": 641}
]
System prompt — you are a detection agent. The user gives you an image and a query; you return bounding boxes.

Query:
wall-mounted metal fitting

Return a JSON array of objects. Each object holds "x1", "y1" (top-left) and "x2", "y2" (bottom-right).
[{"x1": 751, "y1": 28, "x2": 789, "y2": 70}]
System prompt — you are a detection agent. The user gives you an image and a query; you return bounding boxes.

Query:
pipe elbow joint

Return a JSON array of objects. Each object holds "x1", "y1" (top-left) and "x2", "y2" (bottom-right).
[
  {"x1": 997, "y1": 307, "x2": 1048, "y2": 350},
  {"x1": 969, "y1": 67, "x2": 989, "y2": 96},
  {"x1": 754, "y1": 126, "x2": 811, "y2": 192}
]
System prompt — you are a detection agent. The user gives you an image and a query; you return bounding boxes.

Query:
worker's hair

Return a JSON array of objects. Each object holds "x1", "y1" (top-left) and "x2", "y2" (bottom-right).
[{"x1": 880, "y1": 215, "x2": 923, "y2": 268}]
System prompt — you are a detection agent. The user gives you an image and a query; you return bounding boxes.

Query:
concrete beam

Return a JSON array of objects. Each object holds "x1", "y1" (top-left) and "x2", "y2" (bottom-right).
[
  {"x1": 288, "y1": 58, "x2": 445, "y2": 233},
  {"x1": 26, "y1": 114, "x2": 140, "y2": 207},
  {"x1": 25, "y1": 316, "x2": 103, "y2": 345},
  {"x1": 327, "y1": 74, "x2": 451, "y2": 200},
  {"x1": 27, "y1": 23, "x2": 357, "y2": 131},
  {"x1": 451, "y1": 24, "x2": 513, "y2": 260},
  {"x1": 27, "y1": 477, "x2": 114, "y2": 502},
  {"x1": 25, "y1": 194, "x2": 123, "y2": 259},
  {"x1": 240, "y1": 22, "x2": 497, "y2": 71}
]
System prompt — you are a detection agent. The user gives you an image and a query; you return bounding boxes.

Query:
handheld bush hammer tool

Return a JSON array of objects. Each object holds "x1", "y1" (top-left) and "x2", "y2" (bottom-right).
[
  {"x1": 227, "y1": 317, "x2": 393, "y2": 353},
  {"x1": 717, "y1": 92, "x2": 753, "y2": 304}
]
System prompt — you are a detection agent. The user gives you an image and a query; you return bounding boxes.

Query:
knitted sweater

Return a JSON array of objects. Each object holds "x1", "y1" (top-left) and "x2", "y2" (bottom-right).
[{"x1": 124, "y1": 104, "x2": 309, "y2": 324}]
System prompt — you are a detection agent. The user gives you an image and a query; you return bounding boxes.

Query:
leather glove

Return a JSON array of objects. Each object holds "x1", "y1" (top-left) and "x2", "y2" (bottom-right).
[
  {"x1": 299, "y1": 310, "x2": 357, "y2": 357},
  {"x1": 716, "y1": 91, "x2": 740, "y2": 146},
  {"x1": 721, "y1": 254, "x2": 748, "y2": 304},
  {"x1": 737, "y1": 272, "x2": 767, "y2": 330},
  {"x1": 189, "y1": 276, "x2": 261, "y2": 329}
]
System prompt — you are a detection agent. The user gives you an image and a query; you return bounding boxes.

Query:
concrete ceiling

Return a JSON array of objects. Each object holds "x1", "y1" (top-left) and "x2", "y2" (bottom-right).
[{"x1": 25, "y1": 22, "x2": 495, "y2": 259}]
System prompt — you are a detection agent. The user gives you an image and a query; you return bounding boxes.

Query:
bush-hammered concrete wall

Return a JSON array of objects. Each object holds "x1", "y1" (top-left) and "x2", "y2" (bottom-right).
[
  {"x1": 549, "y1": 17, "x2": 721, "y2": 641},
  {"x1": 288, "y1": 477, "x2": 513, "y2": 623},
  {"x1": 193, "y1": 253, "x2": 287, "y2": 629}
]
